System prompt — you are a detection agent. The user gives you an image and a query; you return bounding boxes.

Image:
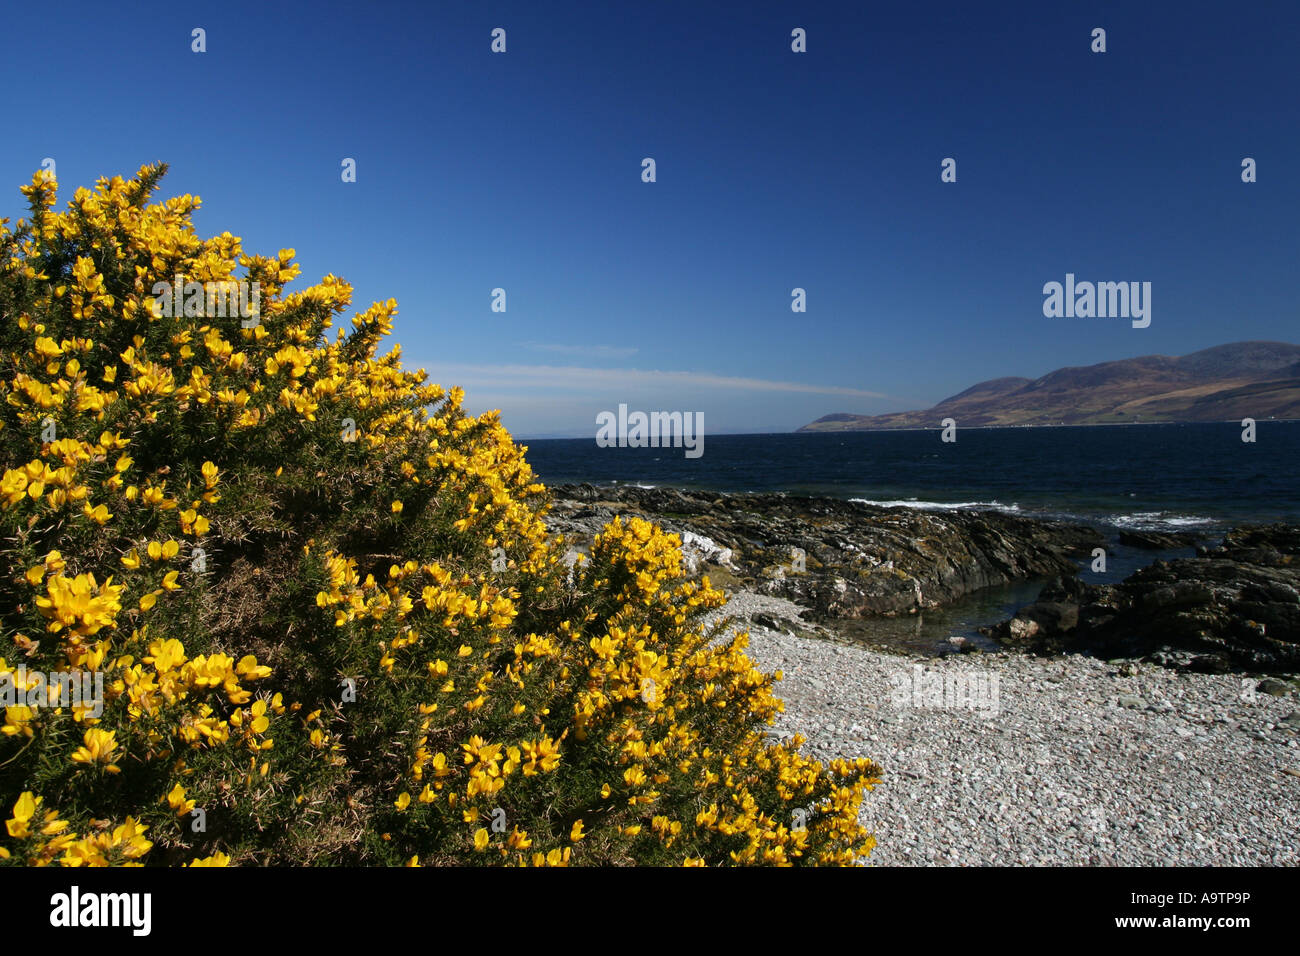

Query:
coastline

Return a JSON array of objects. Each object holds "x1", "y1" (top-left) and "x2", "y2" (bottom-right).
[
  {"x1": 546, "y1": 482, "x2": 1300, "y2": 670},
  {"x1": 523, "y1": 423, "x2": 1300, "y2": 538},
  {"x1": 796, "y1": 418, "x2": 1300, "y2": 434},
  {"x1": 719, "y1": 590, "x2": 1299, "y2": 866},
  {"x1": 546, "y1": 482, "x2": 1300, "y2": 864},
  {"x1": 521, "y1": 419, "x2": 1300, "y2": 442}
]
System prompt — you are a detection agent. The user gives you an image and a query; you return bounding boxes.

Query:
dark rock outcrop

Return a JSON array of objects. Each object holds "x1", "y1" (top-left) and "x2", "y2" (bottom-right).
[
  {"x1": 985, "y1": 524, "x2": 1300, "y2": 672},
  {"x1": 1118, "y1": 529, "x2": 1201, "y2": 550},
  {"x1": 546, "y1": 484, "x2": 1103, "y2": 620}
]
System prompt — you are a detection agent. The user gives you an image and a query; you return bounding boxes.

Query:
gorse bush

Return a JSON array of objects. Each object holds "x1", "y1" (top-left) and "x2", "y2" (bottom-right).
[{"x1": 0, "y1": 164, "x2": 880, "y2": 866}]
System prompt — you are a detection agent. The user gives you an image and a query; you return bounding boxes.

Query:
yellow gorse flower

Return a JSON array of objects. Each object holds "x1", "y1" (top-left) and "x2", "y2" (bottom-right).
[
  {"x1": 70, "y1": 728, "x2": 121, "y2": 773},
  {"x1": 0, "y1": 164, "x2": 880, "y2": 869},
  {"x1": 33, "y1": 573, "x2": 123, "y2": 636}
]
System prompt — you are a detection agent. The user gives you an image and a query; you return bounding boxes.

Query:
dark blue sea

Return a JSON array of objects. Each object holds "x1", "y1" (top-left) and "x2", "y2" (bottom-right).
[
  {"x1": 521, "y1": 422, "x2": 1299, "y2": 535},
  {"x1": 519, "y1": 422, "x2": 1299, "y2": 651}
]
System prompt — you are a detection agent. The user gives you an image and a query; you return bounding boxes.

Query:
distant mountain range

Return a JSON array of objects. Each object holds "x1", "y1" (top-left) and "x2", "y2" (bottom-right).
[{"x1": 799, "y1": 341, "x2": 1300, "y2": 431}]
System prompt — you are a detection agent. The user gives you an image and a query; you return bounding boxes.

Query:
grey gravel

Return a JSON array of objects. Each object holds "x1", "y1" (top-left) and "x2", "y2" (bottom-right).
[{"x1": 711, "y1": 590, "x2": 1300, "y2": 866}]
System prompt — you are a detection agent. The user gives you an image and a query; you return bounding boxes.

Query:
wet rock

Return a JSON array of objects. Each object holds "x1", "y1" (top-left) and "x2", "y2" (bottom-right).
[
  {"x1": 989, "y1": 524, "x2": 1300, "y2": 672},
  {"x1": 1119, "y1": 529, "x2": 1202, "y2": 550},
  {"x1": 546, "y1": 484, "x2": 1103, "y2": 622},
  {"x1": 1257, "y1": 678, "x2": 1294, "y2": 697}
]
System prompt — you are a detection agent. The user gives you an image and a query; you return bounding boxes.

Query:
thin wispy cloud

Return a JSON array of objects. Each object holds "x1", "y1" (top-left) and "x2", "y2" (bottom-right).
[
  {"x1": 520, "y1": 342, "x2": 639, "y2": 360},
  {"x1": 423, "y1": 362, "x2": 897, "y2": 400}
]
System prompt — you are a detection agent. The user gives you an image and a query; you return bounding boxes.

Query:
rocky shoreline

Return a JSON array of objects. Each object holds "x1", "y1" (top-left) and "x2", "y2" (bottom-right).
[
  {"x1": 718, "y1": 591, "x2": 1299, "y2": 865},
  {"x1": 548, "y1": 483, "x2": 1102, "y2": 618},
  {"x1": 544, "y1": 482, "x2": 1300, "y2": 864},
  {"x1": 988, "y1": 526, "x2": 1300, "y2": 673},
  {"x1": 546, "y1": 483, "x2": 1300, "y2": 674}
]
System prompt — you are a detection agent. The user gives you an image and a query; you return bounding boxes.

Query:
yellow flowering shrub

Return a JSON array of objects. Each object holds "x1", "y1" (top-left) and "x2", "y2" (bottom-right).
[{"x1": 0, "y1": 165, "x2": 880, "y2": 866}]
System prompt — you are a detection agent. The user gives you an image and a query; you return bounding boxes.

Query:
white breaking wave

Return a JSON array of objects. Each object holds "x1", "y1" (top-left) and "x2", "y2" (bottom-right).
[
  {"x1": 850, "y1": 498, "x2": 1022, "y2": 514},
  {"x1": 1110, "y1": 511, "x2": 1218, "y2": 530}
]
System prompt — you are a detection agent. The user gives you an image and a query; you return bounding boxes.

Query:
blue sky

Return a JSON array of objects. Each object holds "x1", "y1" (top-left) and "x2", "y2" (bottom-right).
[{"x1": 4, "y1": 0, "x2": 1296, "y2": 437}]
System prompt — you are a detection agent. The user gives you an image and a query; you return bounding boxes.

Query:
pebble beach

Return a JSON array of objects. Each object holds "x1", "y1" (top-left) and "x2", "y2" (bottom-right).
[{"x1": 717, "y1": 591, "x2": 1300, "y2": 866}]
